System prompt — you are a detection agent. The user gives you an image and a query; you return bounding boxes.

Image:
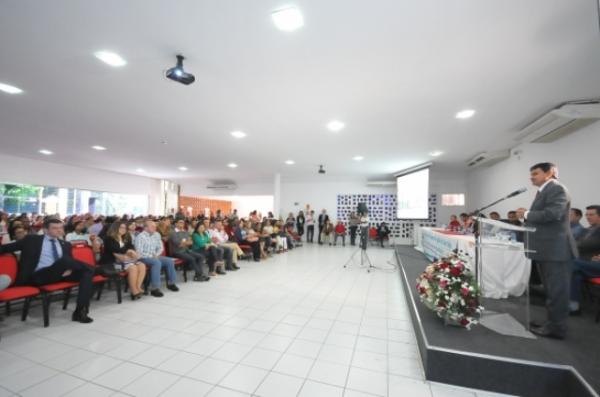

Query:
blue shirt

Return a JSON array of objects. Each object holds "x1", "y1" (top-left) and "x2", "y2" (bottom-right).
[
  {"x1": 571, "y1": 222, "x2": 585, "y2": 241},
  {"x1": 36, "y1": 235, "x2": 63, "y2": 271}
]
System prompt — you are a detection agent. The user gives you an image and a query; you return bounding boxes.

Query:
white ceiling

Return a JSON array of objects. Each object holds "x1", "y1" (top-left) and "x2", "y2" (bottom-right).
[{"x1": 1, "y1": 0, "x2": 599, "y2": 184}]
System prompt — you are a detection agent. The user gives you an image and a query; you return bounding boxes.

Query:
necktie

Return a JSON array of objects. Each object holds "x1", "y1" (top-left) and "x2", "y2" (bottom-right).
[{"x1": 50, "y1": 239, "x2": 60, "y2": 262}]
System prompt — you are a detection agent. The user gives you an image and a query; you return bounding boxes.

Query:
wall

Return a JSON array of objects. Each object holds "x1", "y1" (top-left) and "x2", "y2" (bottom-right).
[
  {"x1": 467, "y1": 121, "x2": 600, "y2": 226},
  {"x1": 178, "y1": 196, "x2": 232, "y2": 217},
  {"x1": 0, "y1": 153, "x2": 163, "y2": 214},
  {"x1": 210, "y1": 195, "x2": 274, "y2": 218}
]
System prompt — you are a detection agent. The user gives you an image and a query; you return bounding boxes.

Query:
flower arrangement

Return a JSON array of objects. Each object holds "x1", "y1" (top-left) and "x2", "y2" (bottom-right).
[{"x1": 416, "y1": 251, "x2": 483, "y2": 329}]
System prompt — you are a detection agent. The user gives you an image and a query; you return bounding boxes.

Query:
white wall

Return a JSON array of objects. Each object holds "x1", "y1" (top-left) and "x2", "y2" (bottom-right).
[
  {"x1": 179, "y1": 180, "x2": 274, "y2": 197},
  {"x1": 0, "y1": 153, "x2": 163, "y2": 214},
  {"x1": 211, "y1": 195, "x2": 274, "y2": 218},
  {"x1": 467, "y1": 121, "x2": 600, "y2": 226}
]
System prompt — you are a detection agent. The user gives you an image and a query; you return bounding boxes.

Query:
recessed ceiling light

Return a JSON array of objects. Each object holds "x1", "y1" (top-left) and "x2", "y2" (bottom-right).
[
  {"x1": 429, "y1": 150, "x2": 444, "y2": 157},
  {"x1": 94, "y1": 51, "x2": 127, "y2": 67},
  {"x1": 39, "y1": 149, "x2": 53, "y2": 155},
  {"x1": 352, "y1": 156, "x2": 364, "y2": 161},
  {"x1": 284, "y1": 160, "x2": 295, "y2": 165},
  {"x1": 230, "y1": 130, "x2": 247, "y2": 139},
  {"x1": 227, "y1": 163, "x2": 238, "y2": 168},
  {"x1": 136, "y1": 168, "x2": 145, "y2": 173},
  {"x1": 0, "y1": 82, "x2": 23, "y2": 94},
  {"x1": 327, "y1": 120, "x2": 345, "y2": 132},
  {"x1": 178, "y1": 166, "x2": 188, "y2": 171},
  {"x1": 91, "y1": 145, "x2": 107, "y2": 151},
  {"x1": 455, "y1": 109, "x2": 475, "y2": 119},
  {"x1": 272, "y1": 6, "x2": 304, "y2": 32}
]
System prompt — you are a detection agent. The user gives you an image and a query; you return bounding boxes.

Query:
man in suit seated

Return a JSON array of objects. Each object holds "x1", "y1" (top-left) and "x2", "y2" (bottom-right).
[
  {"x1": 0, "y1": 218, "x2": 94, "y2": 323},
  {"x1": 569, "y1": 205, "x2": 600, "y2": 314}
]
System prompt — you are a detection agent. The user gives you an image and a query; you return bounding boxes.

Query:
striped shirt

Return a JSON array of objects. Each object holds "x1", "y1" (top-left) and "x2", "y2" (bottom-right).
[{"x1": 134, "y1": 231, "x2": 163, "y2": 258}]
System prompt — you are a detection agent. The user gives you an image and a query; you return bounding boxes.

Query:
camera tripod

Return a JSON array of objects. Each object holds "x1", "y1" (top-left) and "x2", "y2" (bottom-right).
[{"x1": 343, "y1": 226, "x2": 377, "y2": 272}]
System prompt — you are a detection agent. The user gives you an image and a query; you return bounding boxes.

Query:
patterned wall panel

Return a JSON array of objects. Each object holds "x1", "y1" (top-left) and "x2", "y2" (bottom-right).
[
  {"x1": 336, "y1": 193, "x2": 437, "y2": 240},
  {"x1": 179, "y1": 196, "x2": 232, "y2": 217}
]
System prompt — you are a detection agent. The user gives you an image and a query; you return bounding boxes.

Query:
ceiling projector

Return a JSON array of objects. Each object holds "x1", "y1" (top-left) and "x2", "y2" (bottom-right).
[
  {"x1": 318, "y1": 165, "x2": 326, "y2": 174},
  {"x1": 166, "y1": 55, "x2": 195, "y2": 85}
]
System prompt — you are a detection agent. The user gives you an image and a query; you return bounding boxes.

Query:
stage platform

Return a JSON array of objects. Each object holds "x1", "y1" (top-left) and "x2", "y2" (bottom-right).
[{"x1": 394, "y1": 245, "x2": 599, "y2": 397}]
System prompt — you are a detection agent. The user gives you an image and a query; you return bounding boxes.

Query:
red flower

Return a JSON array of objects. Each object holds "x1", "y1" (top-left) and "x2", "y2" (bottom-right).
[
  {"x1": 439, "y1": 263, "x2": 450, "y2": 269},
  {"x1": 450, "y1": 267, "x2": 462, "y2": 277},
  {"x1": 460, "y1": 318, "x2": 470, "y2": 326},
  {"x1": 460, "y1": 288, "x2": 470, "y2": 296},
  {"x1": 419, "y1": 287, "x2": 427, "y2": 295}
]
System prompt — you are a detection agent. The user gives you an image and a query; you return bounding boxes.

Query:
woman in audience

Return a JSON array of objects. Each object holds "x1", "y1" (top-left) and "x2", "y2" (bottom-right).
[
  {"x1": 272, "y1": 221, "x2": 287, "y2": 252},
  {"x1": 285, "y1": 213, "x2": 295, "y2": 228},
  {"x1": 321, "y1": 219, "x2": 333, "y2": 246},
  {"x1": 127, "y1": 221, "x2": 138, "y2": 240},
  {"x1": 459, "y1": 213, "x2": 474, "y2": 233},
  {"x1": 157, "y1": 218, "x2": 172, "y2": 241},
  {"x1": 235, "y1": 220, "x2": 261, "y2": 262},
  {"x1": 192, "y1": 223, "x2": 226, "y2": 276},
  {"x1": 100, "y1": 221, "x2": 147, "y2": 300},
  {"x1": 447, "y1": 215, "x2": 461, "y2": 231}
]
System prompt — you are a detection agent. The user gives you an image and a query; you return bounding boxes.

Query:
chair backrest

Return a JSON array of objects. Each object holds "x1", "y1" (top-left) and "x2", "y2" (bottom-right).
[
  {"x1": 161, "y1": 241, "x2": 168, "y2": 257},
  {"x1": 369, "y1": 227, "x2": 377, "y2": 238},
  {"x1": 0, "y1": 253, "x2": 18, "y2": 286},
  {"x1": 72, "y1": 244, "x2": 96, "y2": 266}
]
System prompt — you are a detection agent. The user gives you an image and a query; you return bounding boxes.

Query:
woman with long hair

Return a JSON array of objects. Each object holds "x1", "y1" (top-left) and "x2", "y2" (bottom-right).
[
  {"x1": 192, "y1": 223, "x2": 226, "y2": 276},
  {"x1": 100, "y1": 221, "x2": 147, "y2": 300}
]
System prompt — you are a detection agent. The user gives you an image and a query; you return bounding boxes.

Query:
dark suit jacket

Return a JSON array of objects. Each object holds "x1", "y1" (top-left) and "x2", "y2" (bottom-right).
[
  {"x1": 0, "y1": 235, "x2": 73, "y2": 285},
  {"x1": 525, "y1": 180, "x2": 578, "y2": 261},
  {"x1": 318, "y1": 214, "x2": 329, "y2": 227},
  {"x1": 576, "y1": 226, "x2": 600, "y2": 261}
]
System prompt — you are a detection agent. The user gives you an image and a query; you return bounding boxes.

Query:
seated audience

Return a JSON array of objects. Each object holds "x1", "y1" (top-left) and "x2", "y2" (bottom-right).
[
  {"x1": 134, "y1": 220, "x2": 179, "y2": 297},
  {"x1": 377, "y1": 222, "x2": 391, "y2": 247},
  {"x1": 505, "y1": 210, "x2": 522, "y2": 227},
  {"x1": 570, "y1": 205, "x2": 600, "y2": 313},
  {"x1": 100, "y1": 221, "x2": 147, "y2": 300},
  {"x1": 192, "y1": 223, "x2": 226, "y2": 276},
  {"x1": 170, "y1": 219, "x2": 210, "y2": 282},
  {"x1": 235, "y1": 220, "x2": 261, "y2": 262},
  {"x1": 334, "y1": 220, "x2": 346, "y2": 246},
  {"x1": 459, "y1": 213, "x2": 474, "y2": 232},
  {"x1": 0, "y1": 218, "x2": 94, "y2": 323},
  {"x1": 489, "y1": 211, "x2": 501, "y2": 221},
  {"x1": 65, "y1": 220, "x2": 102, "y2": 252},
  {"x1": 321, "y1": 219, "x2": 333, "y2": 246},
  {"x1": 570, "y1": 208, "x2": 585, "y2": 240},
  {"x1": 157, "y1": 218, "x2": 172, "y2": 241},
  {"x1": 448, "y1": 215, "x2": 461, "y2": 231},
  {"x1": 211, "y1": 220, "x2": 242, "y2": 270}
]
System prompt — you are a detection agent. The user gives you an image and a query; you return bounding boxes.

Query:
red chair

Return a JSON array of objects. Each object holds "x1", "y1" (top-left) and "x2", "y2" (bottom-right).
[
  {"x1": 162, "y1": 241, "x2": 187, "y2": 282},
  {"x1": 72, "y1": 243, "x2": 108, "y2": 300},
  {"x1": 0, "y1": 254, "x2": 40, "y2": 323},
  {"x1": 238, "y1": 244, "x2": 253, "y2": 261},
  {"x1": 368, "y1": 227, "x2": 378, "y2": 245},
  {"x1": 588, "y1": 277, "x2": 600, "y2": 323}
]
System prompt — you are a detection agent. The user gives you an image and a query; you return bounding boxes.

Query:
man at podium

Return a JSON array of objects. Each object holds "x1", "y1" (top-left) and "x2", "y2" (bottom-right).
[{"x1": 517, "y1": 162, "x2": 578, "y2": 340}]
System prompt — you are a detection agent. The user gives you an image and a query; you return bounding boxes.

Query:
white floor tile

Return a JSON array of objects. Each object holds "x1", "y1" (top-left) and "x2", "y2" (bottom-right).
[
  {"x1": 158, "y1": 351, "x2": 206, "y2": 376},
  {"x1": 240, "y1": 347, "x2": 282, "y2": 370},
  {"x1": 205, "y1": 386, "x2": 251, "y2": 397},
  {"x1": 160, "y1": 377, "x2": 213, "y2": 397},
  {"x1": 308, "y1": 360, "x2": 349, "y2": 387},
  {"x1": 211, "y1": 342, "x2": 253, "y2": 362},
  {"x1": 20, "y1": 373, "x2": 84, "y2": 397},
  {"x1": 273, "y1": 353, "x2": 315, "y2": 378},
  {"x1": 298, "y1": 380, "x2": 344, "y2": 397},
  {"x1": 187, "y1": 357, "x2": 236, "y2": 384},
  {"x1": 318, "y1": 344, "x2": 355, "y2": 366},
  {"x1": 257, "y1": 334, "x2": 294, "y2": 352},
  {"x1": 62, "y1": 382, "x2": 114, "y2": 397},
  {"x1": 389, "y1": 375, "x2": 432, "y2": 396},
  {"x1": 93, "y1": 362, "x2": 150, "y2": 390},
  {"x1": 352, "y1": 350, "x2": 388, "y2": 373},
  {"x1": 130, "y1": 345, "x2": 178, "y2": 367},
  {"x1": 347, "y1": 367, "x2": 388, "y2": 397},
  {"x1": 0, "y1": 364, "x2": 58, "y2": 393},
  {"x1": 287, "y1": 339, "x2": 322, "y2": 359},
  {"x1": 218, "y1": 364, "x2": 268, "y2": 394},
  {"x1": 68, "y1": 355, "x2": 123, "y2": 380},
  {"x1": 254, "y1": 372, "x2": 304, "y2": 397},
  {"x1": 430, "y1": 383, "x2": 477, "y2": 397},
  {"x1": 121, "y1": 369, "x2": 180, "y2": 397}
]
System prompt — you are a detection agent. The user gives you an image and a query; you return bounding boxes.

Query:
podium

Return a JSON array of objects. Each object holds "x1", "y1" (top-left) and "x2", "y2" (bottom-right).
[{"x1": 473, "y1": 217, "x2": 536, "y2": 334}]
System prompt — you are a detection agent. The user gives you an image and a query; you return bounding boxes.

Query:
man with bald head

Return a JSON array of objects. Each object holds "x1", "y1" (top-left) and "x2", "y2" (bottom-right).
[{"x1": 134, "y1": 220, "x2": 179, "y2": 297}]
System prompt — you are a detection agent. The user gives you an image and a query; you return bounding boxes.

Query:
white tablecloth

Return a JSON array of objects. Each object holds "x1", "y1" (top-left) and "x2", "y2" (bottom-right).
[{"x1": 414, "y1": 227, "x2": 531, "y2": 299}]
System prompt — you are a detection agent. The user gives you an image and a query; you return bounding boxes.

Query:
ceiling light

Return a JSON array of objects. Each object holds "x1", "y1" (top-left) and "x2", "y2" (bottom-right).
[
  {"x1": 178, "y1": 166, "x2": 188, "y2": 171},
  {"x1": 327, "y1": 120, "x2": 345, "y2": 132},
  {"x1": 0, "y1": 82, "x2": 23, "y2": 94},
  {"x1": 39, "y1": 149, "x2": 53, "y2": 155},
  {"x1": 91, "y1": 145, "x2": 107, "y2": 151},
  {"x1": 136, "y1": 168, "x2": 145, "y2": 173},
  {"x1": 429, "y1": 150, "x2": 444, "y2": 157},
  {"x1": 352, "y1": 156, "x2": 364, "y2": 161},
  {"x1": 285, "y1": 160, "x2": 295, "y2": 165},
  {"x1": 228, "y1": 163, "x2": 238, "y2": 168},
  {"x1": 231, "y1": 131, "x2": 247, "y2": 139},
  {"x1": 455, "y1": 109, "x2": 475, "y2": 119},
  {"x1": 94, "y1": 51, "x2": 127, "y2": 67},
  {"x1": 272, "y1": 6, "x2": 304, "y2": 31}
]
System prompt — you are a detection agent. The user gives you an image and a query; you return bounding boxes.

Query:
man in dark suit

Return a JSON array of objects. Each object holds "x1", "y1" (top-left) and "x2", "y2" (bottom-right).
[
  {"x1": 317, "y1": 209, "x2": 329, "y2": 245},
  {"x1": 569, "y1": 205, "x2": 600, "y2": 314},
  {"x1": 517, "y1": 162, "x2": 577, "y2": 339},
  {"x1": 0, "y1": 218, "x2": 94, "y2": 323}
]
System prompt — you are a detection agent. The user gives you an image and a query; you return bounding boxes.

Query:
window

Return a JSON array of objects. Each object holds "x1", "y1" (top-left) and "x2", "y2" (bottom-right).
[
  {"x1": 441, "y1": 193, "x2": 465, "y2": 206},
  {"x1": 0, "y1": 182, "x2": 148, "y2": 216}
]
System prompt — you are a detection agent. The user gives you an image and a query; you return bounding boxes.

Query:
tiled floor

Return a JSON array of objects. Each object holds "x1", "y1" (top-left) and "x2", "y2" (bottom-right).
[{"x1": 0, "y1": 244, "x2": 517, "y2": 397}]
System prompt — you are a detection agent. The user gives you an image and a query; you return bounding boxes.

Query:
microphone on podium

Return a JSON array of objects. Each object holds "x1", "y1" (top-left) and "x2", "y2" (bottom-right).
[{"x1": 505, "y1": 187, "x2": 527, "y2": 199}]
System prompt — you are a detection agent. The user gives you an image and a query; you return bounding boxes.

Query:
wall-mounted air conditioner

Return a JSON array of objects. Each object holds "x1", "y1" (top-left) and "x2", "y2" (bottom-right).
[
  {"x1": 366, "y1": 180, "x2": 396, "y2": 187},
  {"x1": 515, "y1": 100, "x2": 600, "y2": 143},
  {"x1": 206, "y1": 184, "x2": 237, "y2": 191},
  {"x1": 467, "y1": 150, "x2": 510, "y2": 168}
]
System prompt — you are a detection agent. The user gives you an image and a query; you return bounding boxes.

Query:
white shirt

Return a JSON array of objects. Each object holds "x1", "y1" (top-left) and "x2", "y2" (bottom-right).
[{"x1": 209, "y1": 229, "x2": 228, "y2": 244}]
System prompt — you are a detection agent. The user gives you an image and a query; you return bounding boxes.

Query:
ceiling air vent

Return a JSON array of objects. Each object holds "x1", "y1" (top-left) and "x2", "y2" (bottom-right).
[{"x1": 467, "y1": 150, "x2": 510, "y2": 168}]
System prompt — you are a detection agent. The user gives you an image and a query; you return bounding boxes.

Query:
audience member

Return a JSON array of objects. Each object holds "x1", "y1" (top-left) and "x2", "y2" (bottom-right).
[
  {"x1": 192, "y1": 223, "x2": 226, "y2": 276},
  {"x1": 321, "y1": 219, "x2": 333, "y2": 246},
  {"x1": 377, "y1": 222, "x2": 391, "y2": 247},
  {"x1": 318, "y1": 209, "x2": 329, "y2": 245},
  {"x1": 170, "y1": 219, "x2": 210, "y2": 282},
  {"x1": 134, "y1": 220, "x2": 179, "y2": 297},
  {"x1": 334, "y1": 220, "x2": 346, "y2": 246},
  {"x1": 448, "y1": 215, "x2": 461, "y2": 231},
  {"x1": 459, "y1": 213, "x2": 474, "y2": 233},
  {"x1": 210, "y1": 221, "x2": 240, "y2": 270},
  {"x1": 489, "y1": 211, "x2": 501, "y2": 221},
  {"x1": 100, "y1": 222, "x2": 147, "y2": 300},
  {"x1": 235, "y1": 220, "x2": 261, "y2": 261},
  {"x1": 306, "y1": 210, "x2": 315, "y2": 243},
  {"x1": 296, "y1": 210, "x2": 305, "y2": 240},
  {"x1": 348, "y1": 212, "x2": 360, "y2": 246},
  {"x1": 570, "y1": 208, "x2": 585, "y2": 240},
  {"x1": 570, "y1": 205, "x2": 600, "y2": 314}
]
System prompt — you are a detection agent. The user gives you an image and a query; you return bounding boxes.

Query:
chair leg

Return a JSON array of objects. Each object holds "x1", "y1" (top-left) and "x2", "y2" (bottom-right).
[
  {"x1": 62, "y1": 288, "x2": 72, "y2": 310},
  {"x1": 5, "y1": 301, "x2": 10, "y2": 316},
  {"x1": 115, "y1": 277, "x2": 122, "y2": 304},
  {"x1": 183, "y1": 268, "x2": 187, "y2": 282},
  {"x1": 42, "y1": 293, "x2": 50, "y2": 327},
  {"x1": 21, "y1": 297, "x2": 32, "y2": 321},
  {"x1": 96, "y1": 282, "x2": 104, "y2": 301}
]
